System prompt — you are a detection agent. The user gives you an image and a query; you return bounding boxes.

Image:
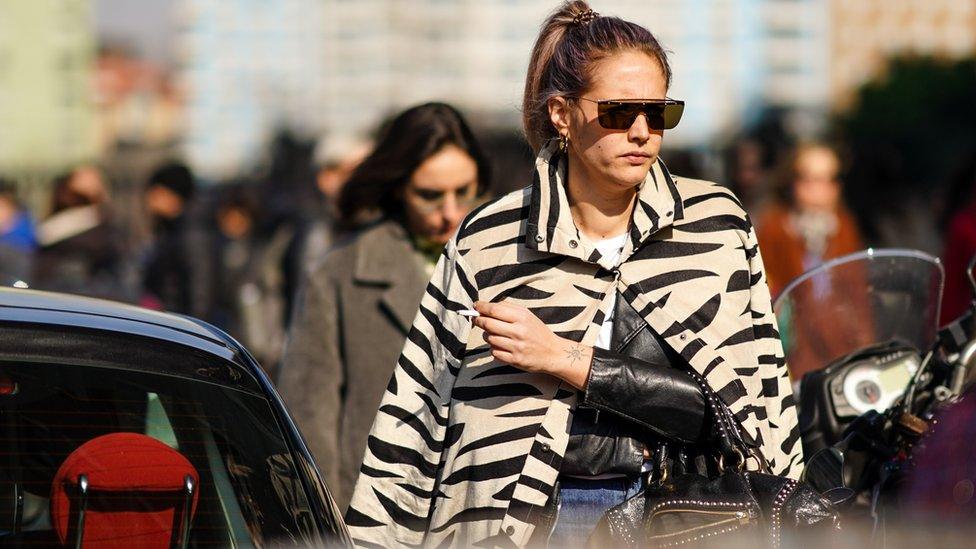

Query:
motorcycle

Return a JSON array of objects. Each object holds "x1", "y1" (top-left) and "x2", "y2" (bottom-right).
[{"x1": 773, "y1": 248, "x2": 976, "y2": 535}]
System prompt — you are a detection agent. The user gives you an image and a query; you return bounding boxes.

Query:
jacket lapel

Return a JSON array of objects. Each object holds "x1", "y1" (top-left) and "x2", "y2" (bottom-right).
[
  {"x1": 521, "y1": 145, "x2": 753, "y2": 424},
  {"x1": 352, "y1": 221, "x2": 429, "y2": 333},
  {"x1": 525, "y1": 141, "x2": 682, "y2": 270}
]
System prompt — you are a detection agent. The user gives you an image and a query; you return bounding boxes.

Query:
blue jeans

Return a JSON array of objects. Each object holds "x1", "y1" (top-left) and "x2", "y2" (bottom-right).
[{"x1": 546, "y1": 475, "x2": 646, "y2": 547}]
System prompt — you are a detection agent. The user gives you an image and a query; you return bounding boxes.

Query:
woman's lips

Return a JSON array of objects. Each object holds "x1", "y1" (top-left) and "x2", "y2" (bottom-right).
[{"x1": 621, "y1": 152, "x2": 651, "y2": 165}]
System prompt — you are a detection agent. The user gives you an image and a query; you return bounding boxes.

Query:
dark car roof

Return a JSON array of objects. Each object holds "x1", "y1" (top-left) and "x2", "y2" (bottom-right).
[
  {"x1": 0, "y1": 287, "x2": 214, "y2": 336},
  {"x1": 0, "y1": 289, "x2": 352, "y2": 545},
  {"x1": 0, "y1": 287, "x2": 237, "y2": 363}
]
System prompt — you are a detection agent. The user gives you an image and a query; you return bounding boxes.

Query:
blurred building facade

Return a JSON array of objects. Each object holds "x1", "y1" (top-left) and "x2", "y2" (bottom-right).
[
  {"x1": 762, "y1": 0, "x2": 831, "y2": 109},
  {"x1": 831, "y1": 0, "x2": 976, "y2": 109},
  {"x1": 175, "y1": 0, "x2": 329, "y2": 180},
  {"x1": 312, "y1": 0, "x2": 807, "y2": 149},
  {"x1": 0, "y1": 0, "x2": 97, "y2": 173},
  {"x1": 2, "y1": 0, "x2": 976, "y2": 184},
  {"x1": 173, "y1": 0, "x2": 834, "y2": 177},
  {"x1": 143, "y1": 0, "x2": 976, "y2": 180}
]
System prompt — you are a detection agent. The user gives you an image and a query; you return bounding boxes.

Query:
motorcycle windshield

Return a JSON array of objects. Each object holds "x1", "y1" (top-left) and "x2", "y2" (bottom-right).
[{"x1": 773, "y1": 249, "x2": 944, "y2": 381}]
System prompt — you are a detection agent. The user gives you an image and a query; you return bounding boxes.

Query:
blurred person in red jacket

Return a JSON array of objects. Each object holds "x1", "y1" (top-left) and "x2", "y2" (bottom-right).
[
  {"x1": 938, "y1": 156, "x2": 976, "y2": 326},
  {"x1": 757, "y1": 144, "x2": 870, "y2": 380},
  {"x1": 756, "y1": 143, "x2": 865, "y2": 298}
]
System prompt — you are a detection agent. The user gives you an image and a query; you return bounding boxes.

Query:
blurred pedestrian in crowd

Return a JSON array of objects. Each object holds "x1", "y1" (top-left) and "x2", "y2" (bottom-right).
[
  {"x1": 209, "y1": 183, "x2": 261, "y2": 337},
  {"x1": 756, "y1": 143, "x2": 864, "y2": 297},
  {"x1": 32, "y1": 166, "x2": 131, "y2": 300},
  {"x1": 278, "y1": 102, "x2": 490, "y2": 510},
  {"x1": 939, "y1": 155, "x2": 976, "y2": 325},
  {"x1": 0, "y1": 179, "x2": 37, "y2": 252},
  {"x1": 0, "y1": 179, "x2": 36, "y2": 283},
  {"x1": 726, "y1": 137, "x2": 772, "y2": 216},
  {"x1": 208, "y1": 182, "x2": 290, "y2": 375},
  {"x1": 141, "y1": 162, "x2": 212, "y2": 318},
  {"x1": 298, "y1": 134, "x2": 373, "y2": 269}
]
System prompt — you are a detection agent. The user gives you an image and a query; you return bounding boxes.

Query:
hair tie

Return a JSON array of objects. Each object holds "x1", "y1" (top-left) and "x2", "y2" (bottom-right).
[{"x1": 572, "y1": 9, "x2": 599, "y2": 26}]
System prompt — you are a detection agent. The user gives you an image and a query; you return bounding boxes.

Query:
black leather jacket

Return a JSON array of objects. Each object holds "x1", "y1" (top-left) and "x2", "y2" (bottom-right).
[{"x1": 559, "y1": 292, "x2": 708, "y2": 477}]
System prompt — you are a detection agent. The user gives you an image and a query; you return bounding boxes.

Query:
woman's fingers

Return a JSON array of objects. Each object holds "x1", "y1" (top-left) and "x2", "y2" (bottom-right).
[
  {"x1": 472, "y1": 315, "x2": 520, "y2": 338},
  {"x1": 484, "y1": 334, "x2": 515, "y2": 351},
  {"x1": 472, "y1": 299, "x2": 558, "y2": 374},
  {"x1": 491, "y1": 348, "x2": 515, "y2": 364},
  {"x1": 473, "y1": 300, "x2": 527, "y2": 323},
  {"x1": 482, "y1": 333, "x2": 523, "y2": 365}
]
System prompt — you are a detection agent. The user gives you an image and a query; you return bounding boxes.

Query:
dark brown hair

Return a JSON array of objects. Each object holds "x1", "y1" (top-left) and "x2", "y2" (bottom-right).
[
  {"x1": 338, "y1": 102, "x2": 491, "y2": 230},
  {"x1": 522, "y1": 1, "x2": 673, "y2": 152}
]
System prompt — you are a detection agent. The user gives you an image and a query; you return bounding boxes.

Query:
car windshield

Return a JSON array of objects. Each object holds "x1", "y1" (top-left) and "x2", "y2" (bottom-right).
[{"x1": 0, "y1": 355, "x2": 321, "y2": 547}]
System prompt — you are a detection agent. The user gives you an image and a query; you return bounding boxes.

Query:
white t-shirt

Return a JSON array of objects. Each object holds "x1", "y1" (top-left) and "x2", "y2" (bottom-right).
[
  {"x1": 568, "y1": 232, "x2": 648, "y2": 480},
  {"x1": 593, "y1": 233, "x2": 628, "y2": 351}
]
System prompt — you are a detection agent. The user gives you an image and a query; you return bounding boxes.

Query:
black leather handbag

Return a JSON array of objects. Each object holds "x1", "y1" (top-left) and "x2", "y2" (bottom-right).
[{"x1": 589, "y1": 369, "x2": 841, "y2": 548}]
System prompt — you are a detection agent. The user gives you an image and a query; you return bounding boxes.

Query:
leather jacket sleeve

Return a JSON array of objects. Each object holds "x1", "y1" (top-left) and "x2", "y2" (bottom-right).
[
  {"x1": 582, "y1": 348, "x2": 706, "y2": 443},
  {"x1": 579, "y1": 293, "x2": 707, "y2": 444}
]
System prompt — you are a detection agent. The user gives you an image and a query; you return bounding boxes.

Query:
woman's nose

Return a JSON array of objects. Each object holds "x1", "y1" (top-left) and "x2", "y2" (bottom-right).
[
  {"x1": 628, "y1": 113, "x2": 651, "y2": 143},
  {"x1": 441, "y1": 192, "x2": 462, "y2": 224}
]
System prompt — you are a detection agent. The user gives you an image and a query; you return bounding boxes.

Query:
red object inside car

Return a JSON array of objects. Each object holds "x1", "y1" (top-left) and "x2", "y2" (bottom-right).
[
  {"x1": 50, "y1": 432, "x2": 199, "y2": 548},
  {"x1": 0, "y1": 372, "x2": 16, "y2": 395}
]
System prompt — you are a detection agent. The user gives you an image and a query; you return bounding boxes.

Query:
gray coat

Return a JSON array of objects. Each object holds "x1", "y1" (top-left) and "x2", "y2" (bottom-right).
[{"x1": 278, "y1": 220, "x2": 429, "y2": 511}]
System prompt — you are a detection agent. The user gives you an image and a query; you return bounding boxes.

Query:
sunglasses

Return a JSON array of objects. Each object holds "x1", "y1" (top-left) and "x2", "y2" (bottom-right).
[{"x1": 574, "y1": 97, "x2": 685, "y2": 130}]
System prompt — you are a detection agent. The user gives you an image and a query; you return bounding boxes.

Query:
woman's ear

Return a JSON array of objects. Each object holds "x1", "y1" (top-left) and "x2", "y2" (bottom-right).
[{"x1": 548, "y1": 96, "x2": 572, "y2": 139}]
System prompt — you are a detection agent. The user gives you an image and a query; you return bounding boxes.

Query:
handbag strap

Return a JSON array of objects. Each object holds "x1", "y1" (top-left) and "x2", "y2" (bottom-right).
[{"x1": 684, "y1": 368, "x2": 769, "y2": 472}]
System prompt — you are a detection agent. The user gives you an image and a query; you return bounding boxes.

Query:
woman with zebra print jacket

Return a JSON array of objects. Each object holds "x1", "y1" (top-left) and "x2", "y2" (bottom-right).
[{"x1": 346, "y1": 2, "x2": 803, "y2": 547}]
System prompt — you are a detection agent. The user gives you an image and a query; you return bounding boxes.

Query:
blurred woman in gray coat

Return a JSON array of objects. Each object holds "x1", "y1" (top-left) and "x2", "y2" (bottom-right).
[{"x1": 278, "y1": 103, "x2": 491, "y2": 510}]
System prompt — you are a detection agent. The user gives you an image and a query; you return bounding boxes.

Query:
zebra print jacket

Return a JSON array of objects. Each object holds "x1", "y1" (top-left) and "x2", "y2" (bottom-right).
[{"x1": 346, "y1": 142, "x2": 803, "y2": 548}]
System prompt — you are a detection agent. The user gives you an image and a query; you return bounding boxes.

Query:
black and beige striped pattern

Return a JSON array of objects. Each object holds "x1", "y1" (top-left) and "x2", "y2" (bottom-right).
[{"x1": 346, "y1": 142, "x2": 802, "y2": 548}]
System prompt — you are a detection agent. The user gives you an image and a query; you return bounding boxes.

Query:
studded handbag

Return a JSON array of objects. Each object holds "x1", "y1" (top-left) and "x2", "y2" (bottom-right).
[{"x1": 589, "y1": 369, "x2": 841, "y2": 548}]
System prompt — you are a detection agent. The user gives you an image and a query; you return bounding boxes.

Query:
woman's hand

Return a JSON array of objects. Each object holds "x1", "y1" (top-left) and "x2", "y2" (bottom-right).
[{"x1": 472, "y1": 301, "x2": 592, "y2": 390}]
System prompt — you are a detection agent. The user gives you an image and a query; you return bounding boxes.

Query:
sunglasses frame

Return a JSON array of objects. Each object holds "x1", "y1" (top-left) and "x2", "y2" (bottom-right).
[{"x1": 573, "y1": 97, "x2": 685, "y2": 131}]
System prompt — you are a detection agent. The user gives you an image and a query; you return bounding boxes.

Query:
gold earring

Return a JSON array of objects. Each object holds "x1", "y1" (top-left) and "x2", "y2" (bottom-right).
[{"x1": 559, "y1": 134, "x2": 569, "y2": 153}]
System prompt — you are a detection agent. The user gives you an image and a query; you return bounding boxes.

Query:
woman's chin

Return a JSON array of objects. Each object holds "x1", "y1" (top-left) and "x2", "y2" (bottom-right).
[{"x1": 608, "y1": 165, "x2": 652, "y2": 189}]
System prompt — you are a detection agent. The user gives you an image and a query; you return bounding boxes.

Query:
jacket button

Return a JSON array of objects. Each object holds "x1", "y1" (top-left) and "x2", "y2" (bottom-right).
[
  {"x1": 505, "y1": 525, "x2": 515, "y2": 535},
  {"x1": 541, "y1": 443, "x2": 551, "y2": 453},
  {"x1": 679, "y1": 333, "x2": 688, "y2": 341},
  {"x1": 569, "y1": 239, "x2": 578, "y2": 248},
  {"x1": 666, "y1": 211, "x2": 673, "y2": 217},
  {"x1": 535, "y1": 234, "x2": 544, "y2": 242}
]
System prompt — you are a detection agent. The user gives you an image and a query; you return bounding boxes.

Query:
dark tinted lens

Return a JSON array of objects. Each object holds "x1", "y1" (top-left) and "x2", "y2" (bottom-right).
[
  {"x1": 642, "y1": 103, "x2": 667, "y2": 130},
  {"x1": 597, "y1": 103, "x2": 642, "y2": 129},
  {"x1": 662, "y1": 102, "x2": 684, "y2": 130},
  {"x1": 597, "y1": 101, "x2": 684, "y2": 130}
]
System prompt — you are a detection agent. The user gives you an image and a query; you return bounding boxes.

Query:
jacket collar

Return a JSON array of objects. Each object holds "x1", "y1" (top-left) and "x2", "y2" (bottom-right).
[
  {"x1": 353, "y1": 220, "x2": 430, "y2": 332},
  {"x1": 525, "y1": 141, "x2": 684, "y2": 270}
]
